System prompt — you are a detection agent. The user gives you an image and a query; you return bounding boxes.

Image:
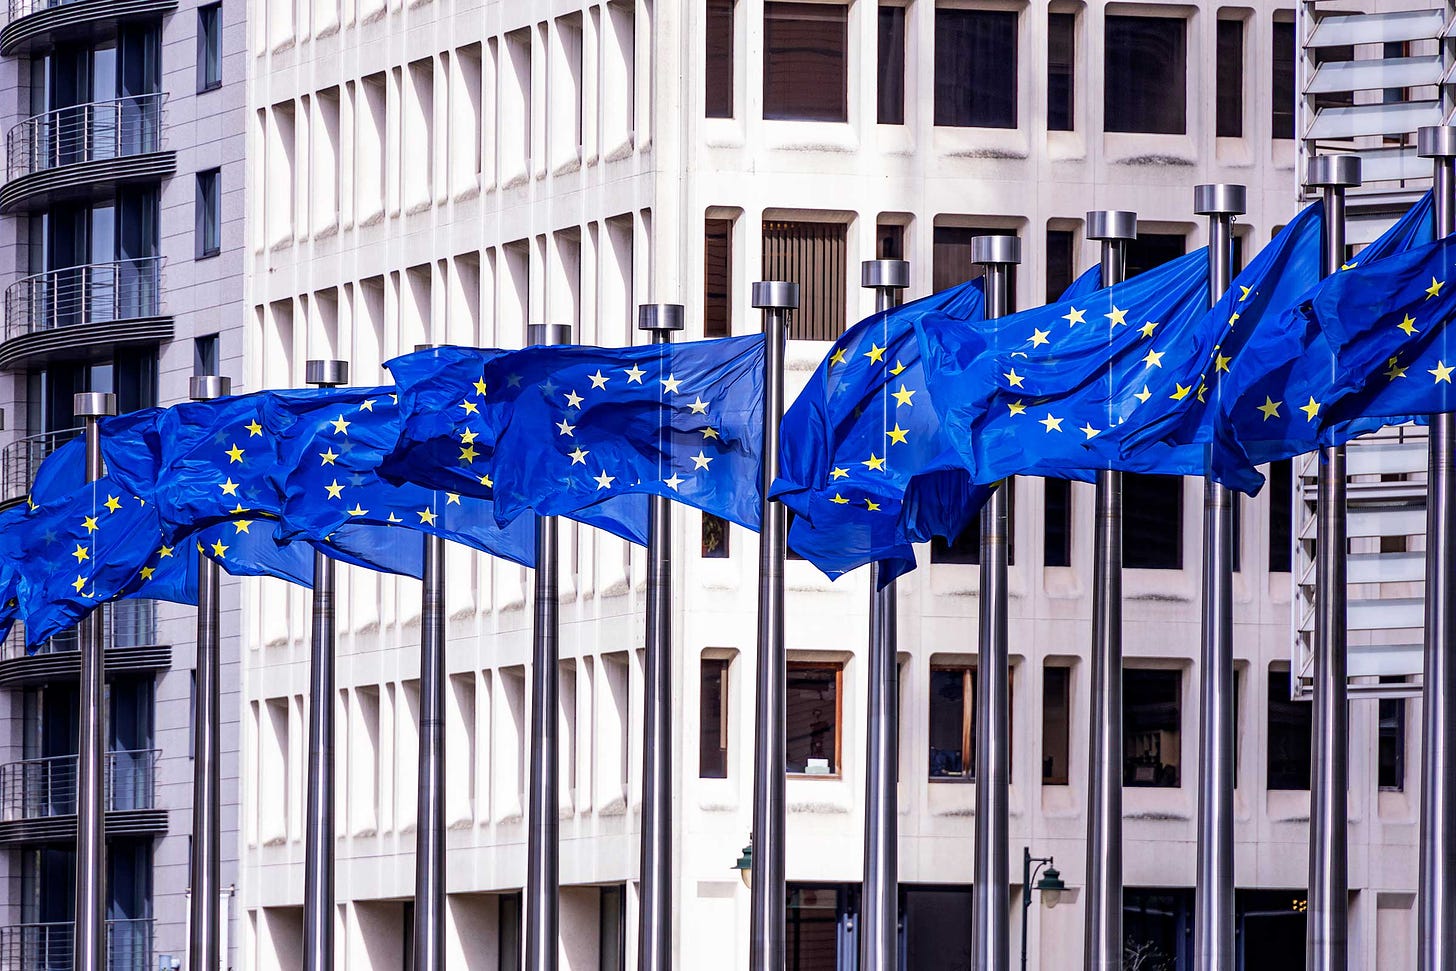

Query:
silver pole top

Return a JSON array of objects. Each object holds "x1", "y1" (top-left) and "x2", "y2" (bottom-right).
[
  {"x1": 1086, "y1": 211, "x2": 1138, "y2": 241},
  {"x1": 305, "y1": 359, "x2": 349, "y2": 387},
  {"x1": 189, "y1": 375, "x2": 233, "y2": 401},
  {"x1": 73, "y1": 391, "x2": 116, "y2": 418},
  {"x1": 1193, "y1": 184, "x2": 1248, "y2": 216},
  {"x1": 1418, "y1": 125, "x2": 1456, "y2": 158},
  {"x1": 413, "y1": 343, "x2": 439, "y2": 352},
  {"x1": 860, "y1": 259, "x2": 910, "y2": 290},
  {"x1": 751, "y1": 281, "x2": 799, "y2": 310},
  {"x1": 637, "y1": 304, "x2": 686, "y2": 332},
  {"x1": 527, "y1": 323, "x2": 571, "y2": 347},
  {"x1": 969, "y1": 235, "x2": 1021, "y2": 266},
  {"x1": 1306, "y1": 154, "x2": 1362, "y2": 189}
]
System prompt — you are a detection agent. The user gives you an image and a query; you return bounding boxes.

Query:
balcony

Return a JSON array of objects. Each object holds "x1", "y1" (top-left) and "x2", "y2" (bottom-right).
[
  {"x1": 0, "y1": 95, "x2": 174, "y2": 214},
  {"x1": 0, "y1": 257, "x2": 171, "y2": 371},
  {"x1": 0, "y1": 918, "x2": 153, "y2": 970},
  {"x1": 0, "y1": 601, "x2": 171, "y2": 689},
  {"x1": 0, "y1": 749, "x2": 164, "y2": 845},
  {"x1": 0, "y1": 426, "x2": 79, "y2": 505}
]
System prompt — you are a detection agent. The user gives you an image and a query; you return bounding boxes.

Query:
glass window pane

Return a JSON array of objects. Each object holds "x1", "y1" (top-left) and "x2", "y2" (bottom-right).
[
  {"x1": 1042, "y1": 666, "x2": 1071, "y2": 784},
  {"x1": 1378, "y1": 677, "x2": 1406, "y2": 791},
  {"x1": 1217, "y1": 18, "x2": 1244, "y2": 137},
  {"x1": 1124, "y1": 669, "x2": 1181, "y2": 787},
  {"x1": 1122, "y1": 474, "x2": 1182, "y2": 569},
  {"x1": 1045, "y1": 227, "x2": 1075, "y2": 302},
  {"x1": 1271, "y1": 18, "x2": 1296, "y2": 138},
  {"x1": 763, "y1": 2, "x2": 848, "y2": 122},
  {"x1": 1266, "y1": 669, "x2": 1311, "y2": 790},
  {"x1": 197, "y1": 3, "x2": 222, "y2": 91},
  {"x1": 786, "y1": 665, "x2": 840, "y2": 774},
  {"x1": 877, "y1": 5, "x2": 906, "y2": 125},
  {"x1": 935, "y1": 9, "x2": 1018, "y2": 128},
  {"x1": 701, "y1": 512, "x2": 730, "y2": 558},
  {"x1": 1047, "y1": 12, "x2": 1075, "y2": 131},
  {"x1": 700, "y1": 658, "x2": 728, "y2": 778},
  {"x1": 704, "y1": 217, "x2": 732, "y2": 337},
  {"x1": 1104, "y1": 15, "x2": 1187, "y2": 134},
  {"x1": 1126, "y1": 232, "x2": 1186, "y2": 278},
  {"x1": 1268, "y1": 458, "x2": 1292, "y2": 572},
  {"x1": 761, "y1": 219, "x2": 848, "y2": 340},
  {"x1": 876, "y1": 221, "x2": 905, "y2": 260},
  {"x1": 929, "y1": 668, "x2": 970, "y2": 778},
  {"x1": 1043, "y1": 477, "x2": 1071, "y2": 567},
  {"x1": 706, "y1": 0, "x2": 735, "y2": 118}
]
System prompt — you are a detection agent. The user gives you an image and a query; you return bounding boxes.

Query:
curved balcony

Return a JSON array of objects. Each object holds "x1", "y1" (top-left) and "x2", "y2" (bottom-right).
[
  {"x1": 0, "y1": 918, "x2": 153, "y2": 970},
  {"x1": 0, "y1": 426, "x2": 78, "y2": 505},
  {"x1": 0, "y1": 257, "x2": 171, "y2": 371},
  {"x1": 0, "y1": 0, "x2": 176, "y2": 55},
  {"x1": 0, "y1": 600, "x2": 171, "y2": 688},
  {"x1": 0, "y1": 748, "x2": 165, "y2": 844},
  {"x1": 0, "y1": 95, "x2": 174, "y2": 214}
]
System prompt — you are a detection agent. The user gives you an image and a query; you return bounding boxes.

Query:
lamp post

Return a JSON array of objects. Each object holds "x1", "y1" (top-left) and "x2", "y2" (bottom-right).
[{"x1": 1020, "y1": 848, "x2": 1065, "y2": 971}]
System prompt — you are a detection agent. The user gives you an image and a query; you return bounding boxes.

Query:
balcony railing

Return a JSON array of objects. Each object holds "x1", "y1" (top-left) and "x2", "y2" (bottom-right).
[
  {"x1": 5, "y1": 94, "x2": 165, "y2": 183},
  {"x1": 0, "y1": 600, "x2": 158, "y2": 661},
  {"x1": 0, "y1": 748, "x2": 159, "y2": 822},
  {"x1": 4, "y1": 257, "x2": 163, "y2": 344},
  {"x1": 0, "y1": 918, "x2": 153, "y2": 970},
  {"x1": 0, "y1": 426, "x2": 80, "y2": 505}
]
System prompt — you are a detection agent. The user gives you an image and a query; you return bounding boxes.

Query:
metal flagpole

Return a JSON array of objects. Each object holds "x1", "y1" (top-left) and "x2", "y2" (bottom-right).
[
  {"x1": 526, "y1": 322, "x2": 570, "y2": 971},
  {"x1": 189, "y1": 375, "x2": 233, "y2": 971},
  {"x1": 73, "y1": 389, "x2": 116, "y2": 971},
  {"x1": 637, "y1": 303, "x2": 684, "y2": 971},
  {"x1": 1305, "y1": 154, "x2": 1360, "y2": 971},
  {"x1": 1084, "y1": 210, "x2": 1136, "y2": 971},
  {"x1": 859, "y1": 259, "x2": 909, "y2": 971},
  {"x1": 1418, "y1": 124, "x2": 1456, "y2": 971},
  {"x1": 1191, "y1": 183, "x2": 1246, "y2": 971},
  {"x1": 970, "y1": 235, "x2": 1020, "y2": 971},
  {"x1": 303, "y1": 358, "x2": 348, "y2": 971},
  {"x1": 748, "y1": 280, "x2": 797, "y2": 971}
]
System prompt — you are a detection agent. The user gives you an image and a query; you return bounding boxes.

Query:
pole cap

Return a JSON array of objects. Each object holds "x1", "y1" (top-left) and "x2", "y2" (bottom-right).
[
  {"x1": 413, "y1": 343, "x2": 440, "y2": 352},
  {"x1": 860, "y1": 259, "x2": 910, "y2": 290},
  {"x1": 751, "y1": 281, "x2": 799, "y2": 310},
  {"x1": 188, "y1": 375, "x2": 233, "y2": 401},
  {"x1": 73, "y1": 391, "x2": 116, "y2": 418},
  {"x1": 637, "y1": 304, "x2": 686, "y2": 332},
  {"x1": 305, "y1": 359, "x2": 349, "y2": 387},
  {"x1": 527, "y1": 323, "x2": 571, "y2": 347},
  {"x1": 1086, "y1": 211, "x2": 1138, "y2": 241},
  {"x1": 1418, "y1": 126, "x2": 1456, "y2": 159},
  {"x1": 970, "y1": 235, "x2": 1021, "y2": 266},
  {"x1": 1305, "y1": 154, "x2": 1362, "y2": 189},
  {"x1": 1193, "y1": 184, "x2": 1248, "y2": 216}
]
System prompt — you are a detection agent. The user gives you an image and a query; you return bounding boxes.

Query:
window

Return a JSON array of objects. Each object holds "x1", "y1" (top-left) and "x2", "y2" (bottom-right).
[
  {"x1": 878, "y1": 5, "x2": 906, "y2": 125},
  {"x1": 1042, "y1": 665, "x2": 1071, "y2": 784},
  {"x1": 702, "y1": 513, "x2": 730, "y2": 558},
  {"x1": 197, "y1": 2, "x2": 222, "y2": 92},
  {"x1": 1268, "y1": 458, "x2": 1292, "y2": 572},
  {"x1": 932, "y1": 225, "x2": 1018, "y2": 307},
  {"x1": 1379, "y1": 678, "x2": 1407, "y2": 791},
  {"x1": 1104, "y1": 15, "x2": 1187, "y2": 134},
  {"x1": 929, "y1": 664, "x2": 1013, "y2": 780},
  {"x1": 935, "y1": 9, "x2": 1018, "y2": 128},
  {"x1": 1216, "y1": 18, "x2": 1244, "y2": 137},
  {"x1": 706, "y1": 0, "x2": 735, "y2": 118},
  {"x1": 193, "y1": 334, "x2": 219, "y2": 377},
  {"x1": 763, "y1": 2, "x2": 848, "y2": 122},
  {"x1": 903, "y1": 886, "x2": 975, "y2": 967},
  {"x1": 1266, "y1": 668, "x2": 1311, "y2": 790},
  {"x1": 1126, "y1": 232, "x2": 1187, "y2": 278},
  {"x1": 1043, "y1": 478, "x2": 1071, "y2": 567},
  {"x1": 195, "y1": 168, "x2": 221, "y2": 259},
  {"x1": 497, "y1": 893, "x2": 522, "y2": 971},
  {"x1": 1122, "y1": 474, "x2": 1182, "y2": 569},
  {"x1": 1124, "y1": 668, "x2": 1181, "y2": 787},
  {"x1": 700, "y1": 658, "x2": 729, "y2": 778},
  {"x1": 931, "y1": 485, "x2": 1015, "y2": 565},
  {"x1": 876, "y1": 221, "x2": 906, "y2": 260},
  {"x1": 599, "y1": 885, "x2": 626, "y2": 971},
  {"x1": 786, "y1": 663, "x2": 842, "y2": 774},
  {"x1": 1045, "y1": 227, "x2": 1076, "y2": 302},
  {"x1": 786, "y1": 884, "x2": 859, "y2": 969},
  {"x1": 1271, "y1": 18, "x2": 1296, "y2": 139},
  {"x1": 1047, "y1": 12, "x2": 1075, "y2": 131},
  {"x1": 704, "y1": 217, "x2": 733, "y2": 338},
  {"x1": 762, "y1": 219, "x2": 848, "y2": 340}
]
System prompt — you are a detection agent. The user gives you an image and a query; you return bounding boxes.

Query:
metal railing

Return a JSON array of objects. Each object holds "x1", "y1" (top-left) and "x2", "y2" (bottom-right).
[
  {"x1": 0, "y1": 918, "x2": 152, "y2": 970},
  {"x1": 5, "y1": 93, "x2": 165, "y2": 183},
  {"x1": 0, "y1": 748, "x2": 159, "y2": 821},
  {"x1": 0, "y1": 600, "x2": 157, "y2": 661},
  {"x1": 0, "y1": 426, "x2": 80, "y2": 505},
  {"x1": 4, "y1": 257, "x2": 163, "y2": 343}
]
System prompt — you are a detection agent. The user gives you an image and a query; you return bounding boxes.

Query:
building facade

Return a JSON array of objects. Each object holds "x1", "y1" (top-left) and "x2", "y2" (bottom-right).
[{"x1": 242, "y1": 2, "x2": 1419, "y2": 969}]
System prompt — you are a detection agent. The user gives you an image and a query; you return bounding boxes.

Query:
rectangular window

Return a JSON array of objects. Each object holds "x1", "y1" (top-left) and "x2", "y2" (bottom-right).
[
  {"x1": 1271, "y1": 18, "x2": 1296, "y2": 139},
  {"x1": 706, "y1": 0, "x2": 735, "y2": 118},
  {"x1": 1042, "y1": 665, "x2": 1071, "y2": 785},
  {"x1": 1122, "y1": 474, "x2": 1182, "y2": 569},
  {"x1": 1104, "y1": 15, "x2": 1187, "y2": 134},
  {"x1": 1126, "y1": 232, "x2": 1187, "y2": 278},
  {"x1": 1268, "y1": 458, "x2": 1292, "y2": 572},
  {"x1": 929, "y1": 667, "x2": 974, "y2": 779},
  {"x1": 1043, "y1": 478, "x2": 1071, "y2": 567},
  {"x1": 935, "y1": 9, "x2": 1018, "y2": 128},
  {"x1": 1267, "y1": 668, "x2": 1311, "y2": 790},
  {"x1": 877, "y1": 5, "x2": 906, "y2": 125},
  {"x1": 704, "y1": 217, "x2": 733, "y2": 338},
  {"x1": 1047, "y1": 12, "x2": 1075, "y2": 131},
  {"x1": 931, "y1": 485, "x2": 1015, "y2": 565},
  {"x1": 1379, "y1": 677, "x2": 1406, "y2": 791},
  {"x1": 498, "y1": 893, "x2": 522, "y2": 971},
  {"x1": 933, "y1": 226, "x2": 1018, "y2": 308},
  {"x1": 1125, "y1": 669, "x2": 1181, "y2": 787},
  {"x1": 1045, "y1": 227, "x2": 1075, "y2": 302},
  {"x1": 700, "y1": 658, "x2": 729, "y2": 778},
  {"x1": 763, "y1": 2, "x2": 848, "y2": 122},
  {"x1": 193, "y1": 334, "x2": 219, "y2": 377},
  {"x1": 786, "y1": 663, "x2": 842, "y2": 774},
  {"x1": 762, "y1": 219, "x2": 848, "y2": 340},
  {"x1": 599, "y1": 885, "x2": 626, "y2": 971},
  {"x1": 876, "y1": 221, "x2": 906, "y2": 260},
  {"x1": 786, "y1": 885, "x2": 857, "y2": 966},
  {"x1": 197, "y1": 2, "x2": 222, "y2": 92},
  {"x1": 1216, "y1": 18, "x2": 1244, "y2": 137},
  {"x1": 701, "y1": 513, "x2": 730, "y2": 558},
  {"x1": 195, "y1": 168, "x2": 221, "y2": 259}
]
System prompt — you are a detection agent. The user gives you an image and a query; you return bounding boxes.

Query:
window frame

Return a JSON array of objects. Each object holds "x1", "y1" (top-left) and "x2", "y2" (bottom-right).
[
  {"x1": 762, "y1": 0, "x2": 851, "y2": 123},
  {"x1": 699, "y1": 656, "x2": 731, "y2": 779},
  {"x1": 195, "y1": 167, "x2": 222, "y2": 260},
  {"x1": 929, "y1": 664, "x2": 975, "y2": 781},
  {"x1": 197, "y1": 1, "x2": 223, "y2": 93},
  {"x1": 1041, "y1": 663, "x2": 1072, "y2": 785},
  {"x1": 1123, "y1": 666, "x2": 1183, "y2": 788},
  {"x1": 786, "y1": 660, "x2": 845, "y2": 778},
  {"x1": 1103, "y1": 12, "x2": 1189, "y2": 135},
  {"x1": 933, "y1": 5, "x2": 1021, "y2": 130}
]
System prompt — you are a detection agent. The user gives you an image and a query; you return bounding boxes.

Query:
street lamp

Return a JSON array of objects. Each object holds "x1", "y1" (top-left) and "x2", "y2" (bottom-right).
[
  {"x1": 733, "y1": 840, "x2": 753, "y2": 889},
  {"x1": 1020, "y1": 847, "x2": 1065, "y2": 971}
]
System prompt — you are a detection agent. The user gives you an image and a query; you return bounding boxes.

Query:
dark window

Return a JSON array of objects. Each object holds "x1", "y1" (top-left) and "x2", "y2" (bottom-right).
[
  {"x1": 1123, "y1": 474, "x2": 1182, "y2": 569},
  {"x1": 1047, "y1": 11, "x2": 1075, "y2": 131},
  {"x1": 706, "y1": 0, "x2": 735, "y2": 118},
  {"x1": 786, "y1": 664, "x2": 842, "y2": 774},
  {"x1": 763, "y1": 2, "x2": 848, "y2": 122},
  {"x1": 932, "y1": 225, "x2": 1018, "y2": 307},
  {"x1": 762, "y1": 219, "x2": 847, "y2": 340},
  {"x1": 1125, "y1": 669, "x2": 1181, "y2": 787},
  {"x1": 1267, "y1": 669, "x2": 1311, "y2": 790},
  {"x1": 929, "y1": 667, "x2": 974, "y2": 778},
  {"x1": 1105, "y1": 15, "x2": 1187, "y2": 134},
  {"x1": 1271, "y1": 18, "x2": 1296, "y2": 138},
  {"x1": 935, "y1": 9, "x2": 1018, "y2": 128},
  {"x1": 877, "y1": 5, "x2": 906, "y2": 125},
  {"x1": 1042, "y1": 665, "x2": 1071, "y2": 785},
  {"x1": 1383, "y1": 41, "x2": 1410, "y2": 106},
  {"x1": 498, "y1": 893, "x2": 522, "y2": 971},
  {"x1": 876, "y1": 221, "x2": 905, "y2": 260},
  {"x1": 1125, "y1": 889, "x2": 1196, "y2": 965},
  {"x1": 1043, "y1": 477, "x2": 1072, "y2": 567},
  {"x1": 1216, "y1": 18, "x2": 1244, "y2": 137},
  {"x1": 196, "y1": 168, "x2": 221, "y2": 259},
  {"x1": 599, "y1": 885, "x2": 626, "y2": 971},
  {"x1": 1045, "y1": 227, "x2": 1076, "y2": 302},
  {"x1": 704, "y1": 217, "x2": 733, "y2": 338},
  {"x1": 931, "y1": 484, "x2": 1015, "y2": 565},
  {"x1": 1268, "y1": 458, "x2": 1292, "y2": 572},
  {"x1": 1231, "y1": 492, "x2": 1242, "y2": 573},
  {"x1": 786, "y1": 884, "x2": 859, "y2": 969},
  {"x1": 701, "y1": 512, "x2": 730, "y2": 558},
  {"x1": 902, "y1": 886, "x2": 974, "y2": 968},
  {"x1": 1126, "y1": 232, "x2": 1187, "y2": 278},
  {"x1": 193, "y1": 334, "x2": 219, "y2": 377},
  {"x1": 1379, "y1": 677, "x2": 1406, "y2": 791},
  {"x1": 197, "y1": 2, "x2": 222, "y2": 92},
  {"x1": 700, "y1": 657, "x2": 729, "y2": 778}
]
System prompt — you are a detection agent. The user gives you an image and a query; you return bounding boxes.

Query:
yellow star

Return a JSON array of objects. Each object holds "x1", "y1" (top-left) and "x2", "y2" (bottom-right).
[
  {"x1": 594, "y1": 470, "x2": 616, "y2": 489},
  {"x1": 234, "y1": 519, "x2": 252, "y2": 534},
  {"x1": 1256, "y1": 396, "x2": 1282, "y2": 420},
  {"x1": 1170, "y1": 383, "x2": 1192, "y2": 401},
  {"x1": 1139, "y1": 321, "x2": 1159, "y2": 339},
  {"x1": 71, "y1": 543, "x2": 89, "y2": 563},
  {"x1": 229, "y1": 503, "x2": 248, "y2": 516},
  {"x1": 319, "y1": 447, "x2": 339, "y2": 465},
  {"x1": 830, "y1": 493, "x2": 849, "y2": 505},
  {"x1": 1008, "y1": 400, "x2": 1026, "y2": 417},
  {"x1": 863, "y1": 453, "x2": 887, "y2": 472},
  {"x1": 691, "y1": 451, "x2": 713, "y2": 470},
  {"x1": 1105, "y1": 306, "x2": 1127, "y2": 327},
  {"x1": 325, "y1": 479, "x2": 345, "y2": 499},
  {"x1": 1427, "y1": 276, "x2": 1445, "y2": 299},
  {"x1": 624, "y1": 363, "x2": 646, "y2": 383},
  {"x1": 72, "y1": 575, "x2": 86, "y2": 593},
  {"x1": 1228, "y1": 312, "x2": 1240, "y2": 327},
  {"x1": 1063, "y1": 307, "x2": 1086, "y2": 327},
  {"x1": 139, "y1": 566, "x2": 155, "y2": 581},
  {"x1": 245, "y1": 420, "x2": 263, "y2": 437},
  {"x1": 460, "y1": 428, "x2": 479, "y2": 445},
  {"x1": 1299, "y1": 396, "x2": 1321, "y2": 421},
  {"x1": 461, "y1": 399, "x2": 479, "y2": 415},
  {"x1": 1080, "y1": 423, "x2": 1099, "y2": 439},
  {"x1": 219, "y1": 479, "x2": 240, "y2": 496},
  {"x1": 478, "y1": 473, "x2": 494, "y2": 489},
  {"x1": 568, "y1": 446, "x2": 590, "y2": 465},
  {"x1": 1399, "y1": 314, "x2": 1419, "y2": 336},
  {"x1": 865, "y1": 343, "x2": 887, "y2": 364},
  {"x1": 83, "y1": 515, "x2": 99, "y2": 533},
  {"x1": 886, "y1": 424, "x2": 909, "y2": 445},
  {"x1": 158, "y1": 545, "x2": 174, "y2": 558},
  {"x1": 661, "y1": 374, "x2": 682, "y2": 394},
  {"x1": 418, "y1": 508, "x2": 438, "y2": 526},
  {"x1": 446, "y1": 492, "x2": 461, "y2": 505},
  {"x1": 331, "y1": 414, "x2": 352, "y2": 434},
  {"x1": 892, "y1": 384, "x2": 915, "y2": 407},
  {"x1": 689, "y1": 397, "x2": 710, "y2": 415},
  {"x1": 1386, "y1": 358, "x2": 1408, "y2": 380},
  {"x1": 1040, "y1": 414, "x2": 1064, "y2": 433},
  {"x1": 588, "y1": 370, "x2": 609, "y2": 390},
  {"x1": 210, "y1": 539, "x2": 229, "y2": 558},
  {"x1": 829, "y1": 348, "x2": 847, "y2": 367},
  {"x1": 564, "y1": 390, "x2": 584, "y2": 408},
  {"x1": 1028, "y1": 328, "x2": 1051, "y2": 348},
  {"x1": 1238, "y1": 285, "x2": 1252, "y2": 301},
  {"x1": 1142, "y1": 349, "x2": 1164, "y2": 369},
  {"x1": 830, "y1": 467, "x2": 849, "y2": 479},
  {"x1": 865, "y1": 498, "x2": 881, "y2": 512},
  {"x1": 474, "y1": 376, "x2": 489, "y2": 396},
  {"x1": 459, "y1": 445, "x2": 479, "y2": 463},
  {"x1": 1215, "y1": 353, "x2": 1231, "y2": 373},
  {"x1": 1431, "y1": 360, "x2": 1454, "y2": 384},
  {"x1": 347, "y1": 504, "x2": 368, "y2": 517},
  {"x1": 890, "y1": 360, "x2": 907, "y2": 376},
  {"x1": 1005, "y1": 369, "x2": 1024, "y2": 388},
  {"x1": 1132, "y1": 386, "x2": 1152, "y2": 405},
  {"x1": 225, "y1": 443, "x2": 245, "y2": 464},
  {"x1": 664, "y1": 474, "x2": 684, "y2": 491},
  {"x1": 359, "y1": 398, "x2": 376, "y2": 412},
  {"x1": 103, "y1": 495, "x2": 122, "y2": 513},
  {"x1": 555, "y1": 418, "x2": 577, "y2": 437}
]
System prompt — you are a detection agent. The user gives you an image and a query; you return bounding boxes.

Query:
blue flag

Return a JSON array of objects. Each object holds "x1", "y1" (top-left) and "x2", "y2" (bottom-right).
[{"x1": 29, "y1": 435, "x2": 85, "y2": 505}]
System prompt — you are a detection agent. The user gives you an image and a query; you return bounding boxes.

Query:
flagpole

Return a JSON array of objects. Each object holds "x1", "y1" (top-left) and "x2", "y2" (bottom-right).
[
  {"x1": 1191, "y1": 183, "x2": 1246, "y2": 971},
  {"x1": 1084, "y1": 210, "x2": 1136, "y2": 971},
  {"x1": 1417, "y1": 123, "x2": 1456, "y2": 971},
  {"x1": 859, "y1": 259, "x2": 909, "y2": 971},
  {"x1": 748, "y1": 280, "x2": 797, "y2": 971},
  {"x1": 526, "y1": 322, "x2": 570, "y2": 971},
  {"x1": 189, "y1": 374, "x2": 233, "y2": 971},
  {"x1": 72, "y1": 389, "x2": 116, "y2": 971},
  {"x1": 303, "y1": 358, "x2": 349, "y2": 971},
  {"x1": 637, "y1": 302, "x2": 685, "y2": 971},
  {"x1": 970, "y1": 234, "x2": 1021, "y2": 971},
  {"x1": 1305, "y1": 154, "x2": 1360, "y2": 971}
]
